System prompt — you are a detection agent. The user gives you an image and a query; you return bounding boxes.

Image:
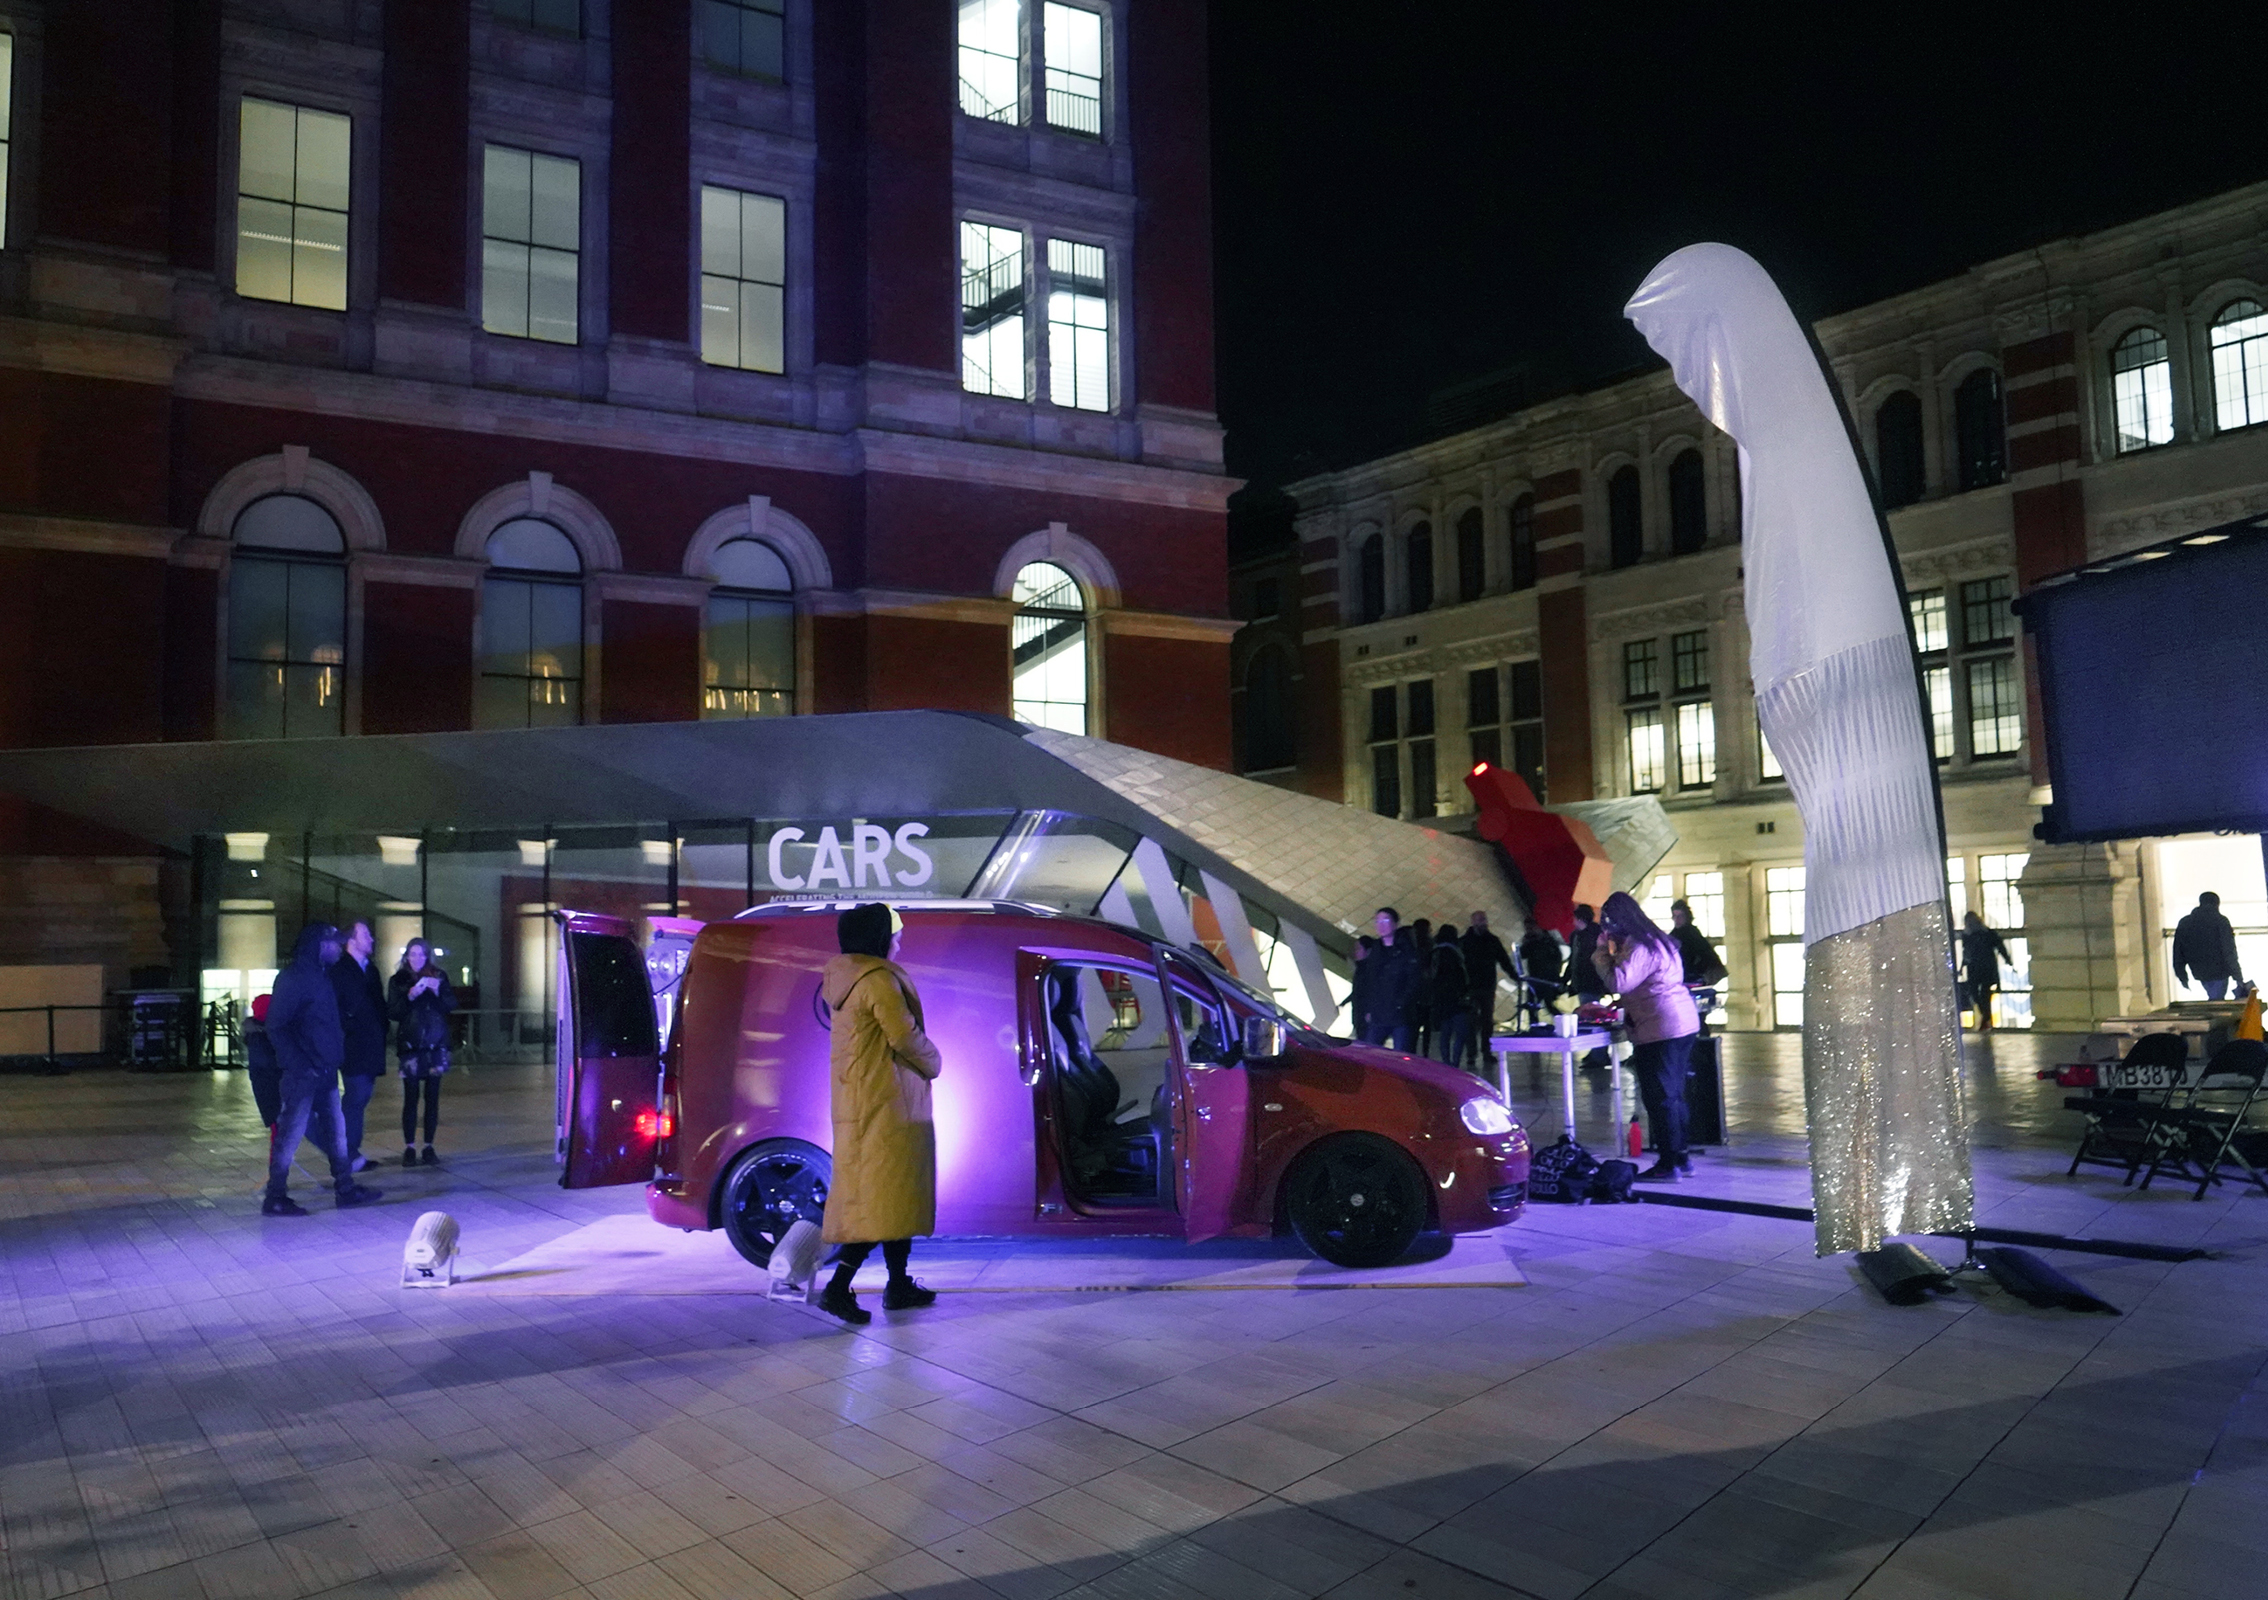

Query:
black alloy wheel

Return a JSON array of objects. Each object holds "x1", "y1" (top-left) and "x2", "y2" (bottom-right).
[
  {"x1": 1285, "y1": 1134, "x2": 1429, "y2": 1268},
  {"x1": 720, "y1": 1141, "x2": 832, "y2": 1267}
]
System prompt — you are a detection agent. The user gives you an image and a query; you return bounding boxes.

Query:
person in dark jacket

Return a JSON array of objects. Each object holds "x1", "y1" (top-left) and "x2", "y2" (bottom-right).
[
  {"x1": 1568, "y1": 905, "x2": 1607, "y2": 1000},
  {"x1": 387, "y1": 937, "x2": 458, "y2": 1166},
  {"x1": 1407, "y1": 919, "x2": 1436, "y2": 1054},
  {"x1": 1461, "y1": 912, "x2": 1519, "y2": 1060},
  {"x1": 244, "y1": 992, "x2": 281, "y2": 1129},
  {"x1": 1958, "y1": 910, "x2": 2014, "y2": 1030},
  {"x1": 1427, "y1": 922, "x2": 1470, "y2": 1067},
  {"x1": 1352, "y1": 908, "x2": 1421, "y2": 1051},
  {"x1": 1517, "y1": 925, "x2": 1564, "y2": 1026},
  {"x1": 264, "y1": 924, "x2": 383, "y2": 1215},
  {"x1": 2172, "y1": 892, "x2": 2246, "y2": 1001},
  {"x1": 331, "y1": 920, "x2": 389, "y2": 1171}
]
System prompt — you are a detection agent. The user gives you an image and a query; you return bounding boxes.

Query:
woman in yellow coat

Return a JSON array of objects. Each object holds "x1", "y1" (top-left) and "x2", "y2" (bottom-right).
[{"x1": 816, "y1": 902, "x2": 943, "y2": 1324}]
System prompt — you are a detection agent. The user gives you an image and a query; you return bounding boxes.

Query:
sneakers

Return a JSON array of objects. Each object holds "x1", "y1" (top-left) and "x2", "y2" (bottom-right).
[
  {"x1": 882, "y1": 1280, "x2": 937, "y2": 1311},
  {"x1": 815, "y1": 1282, "x2": 871, "y2": 1325},
  {"x1": 261, "y1": 1194, "x2": 309, "y2": 1217},
  {"x1": 403, "y1": 1146, "x2": 418, "y2": 1167},
  {"x1": 1633, "y1": 1161, "x2": 1682, "y2": 1183},
  {"x1": 420, "y1": 1147, "x2": 439, "y2": 1167},
  {"x1": 337, "y1": 1185, "x2": 385, "y2": 1208}
]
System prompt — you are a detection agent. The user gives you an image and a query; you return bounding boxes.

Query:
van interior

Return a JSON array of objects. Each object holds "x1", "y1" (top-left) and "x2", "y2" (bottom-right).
[{"x1": 1044, "y1": 965, "x2": 1173, "y2": 1204}]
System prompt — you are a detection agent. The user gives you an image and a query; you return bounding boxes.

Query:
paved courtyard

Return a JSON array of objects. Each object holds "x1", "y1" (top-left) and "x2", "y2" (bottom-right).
[{"x1": 2, "y1": 1034, "x2": 2264, "y2": 1600}]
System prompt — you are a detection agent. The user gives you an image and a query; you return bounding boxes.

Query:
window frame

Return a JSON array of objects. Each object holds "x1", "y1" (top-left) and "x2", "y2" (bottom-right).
[
  {"x1": 2109, "y1": 325, "x2": 2174, "y2": 453},
  {"x1": 702, "y1": 539, "x2": 796, "y2": 720},
  {"x1": 493, "y1": 0, "x2": 582, "y2": 37},
  {"x1": 223, "y1": 495, "x2": 350, "y2": 743},
  {"x1": 1953, "y1": 366, "x2": 2006, "y2": 491},
  {"x1": 959, "y1": 217, "x2": 1030, "y2": 399},
  {"x1": 1010, "y1": 560, "x2": 1090, "y2": 734},
  {"x1": 958, "y1": 0, "x2": 1028, "y2": 126},
  {"x1": 696, "y1": 0, "x2": 787, "y2": 83},
  {"x1": 2208, "y1": 299, "x2": 2268, "y2": 434},
  {"x1": 0, "y1": 30, "x2": 13, "y2": 247},
  {"x1": 698, "y1": 184, "x2": 788, "y2": 375},
  {"x1": 480, "y1": 143, "x2": 582, "y2": 346},
  {"x1": 234, "y1": 96, "x2": 353, "y2": 313},
  {"x1": 1039, "y1": 0, "x2": 1108, "y2": 139},
  {"x1": 1043, "y1": 235, "x2": 1112, "y2": 412}
]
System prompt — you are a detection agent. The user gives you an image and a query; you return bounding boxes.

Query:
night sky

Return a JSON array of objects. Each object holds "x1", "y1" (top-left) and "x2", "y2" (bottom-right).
[{"x1": 1209, "y1": 5, "x2": 2264, "y2": 513}]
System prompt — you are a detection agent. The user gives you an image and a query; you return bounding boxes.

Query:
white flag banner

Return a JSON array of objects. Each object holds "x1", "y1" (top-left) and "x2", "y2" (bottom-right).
[{"x1": 1625, "y1": 243, "x2": 1973, "y2": 1255}]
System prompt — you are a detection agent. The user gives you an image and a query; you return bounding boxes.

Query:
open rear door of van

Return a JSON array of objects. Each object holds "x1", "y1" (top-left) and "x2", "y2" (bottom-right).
[{"x1": 555, "y1": 911, "x2": 665, "y2": 1187}]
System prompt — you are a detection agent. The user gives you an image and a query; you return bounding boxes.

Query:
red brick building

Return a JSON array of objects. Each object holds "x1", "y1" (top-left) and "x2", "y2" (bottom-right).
[{"x1": 0, "y1": 1, "x2": 1231, "y2": 985}]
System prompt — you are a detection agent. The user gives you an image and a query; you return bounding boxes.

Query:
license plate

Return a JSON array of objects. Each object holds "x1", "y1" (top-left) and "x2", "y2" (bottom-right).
[{"x1": 2100, "y1": 1062, "x2": 2192, "y2": 1090}]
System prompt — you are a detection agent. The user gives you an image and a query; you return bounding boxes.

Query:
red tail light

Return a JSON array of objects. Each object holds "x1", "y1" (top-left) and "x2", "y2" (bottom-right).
[{"x1": 634, "y1": 1108, "x2": 674, "y2": 1140}]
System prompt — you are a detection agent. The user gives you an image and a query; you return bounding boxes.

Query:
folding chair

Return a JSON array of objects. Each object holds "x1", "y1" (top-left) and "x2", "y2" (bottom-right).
[
  {"x1": 2137, "y1": 1039, "x2": 2268, "y2": 1201},
  {"x1": 2066, "y1": 1031, "x2": 2190, "y2": 1184}
]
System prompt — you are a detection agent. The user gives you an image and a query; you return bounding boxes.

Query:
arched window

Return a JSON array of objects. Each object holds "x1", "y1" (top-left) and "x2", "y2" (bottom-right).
[
  {"x1": 225, "y1": 494, "x2": 347, "y2": 740},
  {"x1": 1240, "y1": 644, "x2": 1294, "y2": 772},
  {"x1": 1607, "y1": 465, "x2": 1641, "y2": 568},
  {"x1": 1011, "y1": 560, "x2": 1087, "y2": 733},
  {"x1": 1507, "y1": 494, "x2": 1537, "y2": 591},
  {"x1": 477, "y1": 518, "x2": 583, "y2": 728},
  {"x1": 1667, "y1": 449, "x2": 1706, "y2": 554},
  {"x1": 2210, "y1": 299, "x2": 2268, "y2": 431},
  {"x1": 1404, "y1": 521, "x2": 1433, "y2": 612},
  {"x1": 1455, "y1": 507, "x2": 1484, "y2": 603},
  {"x1": 1356, "y1": 534, "x2": 1384, "y2": 624},
  {"x1": 1875, "y1": 391, "x2": 1925, "y2": 506},
  {"x1": 2110, "y1": 327, "x2": 2173, "y2": 452},
  {"x1": 1954, "y1": 368, "x2": 2005, "y2": 491},
  {"x1": 704, "y1": 538, "x2": 794, "y2": 718}
]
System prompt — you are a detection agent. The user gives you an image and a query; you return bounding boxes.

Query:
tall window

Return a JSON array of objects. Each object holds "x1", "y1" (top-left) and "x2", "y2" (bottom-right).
[
  {"x1": 1455, "y1": 508, "x2": 1484, "y2": 603},
  {"x1": 1954, "y1": 368, "x2": 2005, "y2": 490},
  {"x1": 700, "y1": 187, "x2": 786, "y2": 373},
  {"x1": 1671, "y1": 629, "x2": 1712, "y2": 789},
  {"x1": 0, "y1": 33, "x2": 13, "y2": 237},
  {"x1": 1962, "y1": 576, "x2": 2019, "y2": 757},
  {"x1": 1356, "y1": 534, "x2": 1384, "y2": 625},
  {"x1": 1042, "y1": 3, "x2": 1104, "y2": 136},
  {"x1": 1667, "y1": 450, "x2": 1706, "y2": 554},
  {"x1": 1046, "y1": 239, "x2": 1109, "y2": 410},
  {"x1": 225, "y1": 496, "x2": 347, "y2": 741},
  {"x1": 1011, "y1": 561, "x2": 1087, "y2": 733},
  {"x1": 1368, "y1": 686, "x2": 1399, "y2": 817},
  {"x1": 1404, "y1": 522, "x2": 1433, "y2": 612},
  {"x1": 1875, "y1": 391, "x2": 1925, "y2": 507},
  {"x1": 1910, "y1": 589, "x2": 1954, "y2": 760},
  {"x1": 1608, "y1": 464, "x2": 1642, "y2": 568},
  {"x1": 1241, "y1": 646, "x2": 1294, "y2": 772},
  {"x1": 1465, "y1": 666, "x2": 1500, "y2": 773},
  {"x1": 1765, "y1": 866, "x2": 1806, "y2": 1027},
  {"x1": 1507, "y1": 494, "x2": 1537, "y2": 591},
  {"x1": 1976, "y1": 851, "x2": 2034, "y2": 1029},
  {"x1": 961, "y1": 222, "x2": 1026, "y2": 397},
  {"x1": 478, "y1": 520, "x2": 583, "y2": 729},
  {"x1": 1626, "y1": 707, "x2": 1665, "y2": 793},
  {"x1": 2111, "y1": 327, "x2": 2173, "y2": 452},
  {"x1": 482, "y1": 146, "x2": 579, "y2": 344},
  {"x1": 703, "y1": 539, "x2": 794, "y2": 719},
  {"x1": 958, "y1": 0, "x2": 1022, "y2": 123},
  {"x1": 1509, "y1": 659, "x2": 1545, "y2": 801},
  {"x1": 1406, "y1": 678, "x2": 1436, "y2": 819},
  {"x1": 2210, "y1": 300, "x2": 2268, "y2": 432},
  {"x1": 494, "y1": 0, "x2": 579, "y2": 34},
  {"x1": 699, "y1": 0, "x2": 785, "y2": 80},
  {"x1": 237, "y1": 99, "x2": 349, "y2": 311}
]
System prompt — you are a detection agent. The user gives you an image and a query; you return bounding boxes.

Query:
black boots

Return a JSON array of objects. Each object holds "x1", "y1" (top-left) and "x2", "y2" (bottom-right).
[
  {"x1": 816, "y1": 1281, "x2": 871, "y2": 1324},
  {"x1": 882, "y1": 1280, "x2": 937, "y2": 1310},
  {"x1": 262, "y1": 1195, "x2": 308, "y2": 1216}
]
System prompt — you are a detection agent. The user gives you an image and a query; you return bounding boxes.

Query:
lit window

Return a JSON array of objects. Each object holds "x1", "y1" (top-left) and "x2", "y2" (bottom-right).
[
  {"x1": 1042, "y1": 3, "x2": 1103, "y2": 136},
  {"x1": 2111, "y1": 327, "x2": 2174, "y2": 452},
  {"x1": 482, "y1": 147, "x2": 579, "y2": 344},
  {"x1": 1946, "y1": 855, "x2": 1967, "y2": 922},
  {"x1": 700, "y1": 186, "x2": 785, "y2": 373},
  {"x1": 1966, "y1": 656, "x2": 2022, "y2": 757},
  {"x1": 1907, "y1": 589, "x2": 1948, "y2": 653},
  {"x1": 237, "y1": 100, "x2": 350, "y2": 311},
  {"x1": 1623, "y1": 639, "x2": 1659, "y2": 700},
  {"x1": 961, "y1": 222, "x2": 1026, "y2": 397},
  {"x1": 1045, "y1": 239, "x2": 1108, "y2": 410},
  {"x1": 1954, "y1": 368, "x2": 2005, "y2": 490},
  {"x1": 494, "y1": 0, "x2": 579, "y2": 35},
  {"x1": 1671, "y1": 629, "x2": 1709, "y2": 694},
  {"x1": 958, "y1": 0, "x2": 1022, "y2": 123},
  {"x1": 2210, "y1": 300, "x2": 2268, "y2": 432},
  {"x1": 1960, "y1": 575, "x2": 2014, "y2": 648},
  {"x1": 478, "y1": 519, "x2": 583, "y2": 728},
  {"x1": 1627, "y1": 707, "x2": 1665, "y2": 793},
  {"x1": 704, "y1": 539, "x2": 794, "y2": 719},
  {"x1": 1011, "y1": 560, "x2": 1086, "y2": 733},
  {"x1": 225, "y1": 496, "x2": 347, "y2": 741},
  {"x1": 1766, "y1": 866, "x2": 1805, "y2": 938},
  {"x1": 1682, "y1": 872, "x2": 1726, "y2": 939},
  {"x1": 1979, "y1": 852, "x2": 2028, "y2": 930},
  {"x1": 1641, "y1": 874, "x2": 1674, "y2": 926},
  {"x1": 1766, "y1": 865, "x2": 1806, "y2": 1028},
  {"x1": 1675, "y1": 701, "x2": 1715, "y2": 789},
  {"x1": 1924, "y1": 665, "x2": 1954, "y2": 760},
  {"x1": 699, "y1": 0, "x2": 785, "y2": 80},
  {"x1": 1758, "y1": 724, "x2": 1783, "y2": 780},
  {"x1": 1875, "y1": 391, "x2": 1925, "y2": 507},
  {"x1": 0, "y1": 33, "x2": 12, "y2": 239}
]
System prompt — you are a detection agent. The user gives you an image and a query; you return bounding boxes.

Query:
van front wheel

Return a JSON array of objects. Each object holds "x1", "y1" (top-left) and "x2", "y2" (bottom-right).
[
  {"x1": 720, "y1": 1141, "x2": 831, "y2": 1268},
  {"x1": 1284, "y1": 1134, "x2": 1428, "y2": 1268}
]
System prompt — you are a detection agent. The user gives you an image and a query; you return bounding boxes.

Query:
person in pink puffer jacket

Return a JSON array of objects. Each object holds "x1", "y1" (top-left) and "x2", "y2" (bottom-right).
[{"x1": 1591, "y1": 891, "x2": 1701, "y2": 1181}]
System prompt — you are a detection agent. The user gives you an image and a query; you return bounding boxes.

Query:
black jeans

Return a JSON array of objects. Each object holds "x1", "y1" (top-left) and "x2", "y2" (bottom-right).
[
  {"x1": 248, "y1": 1062, "x2": 282, "y2": 1128},
  {"x1": 1630, "y1": 1034, "x2": 1697, "y2": 1164},
  {"x1": 267, "y1": 1070, "x2": 354, "y2": 1199},
  {"x1": 403, "y1": 1077, "x2": 442, "y2": 1145},
  {"x1": 1360, "y1": 1019, "x2": 1416, "y2": 1052},
  {"x1": 341, "y1": 1072, "x2": 378, "y2": 1156},
  {"x1": 829, "y1": 1238, "x2": 912, "y2": 1289}
]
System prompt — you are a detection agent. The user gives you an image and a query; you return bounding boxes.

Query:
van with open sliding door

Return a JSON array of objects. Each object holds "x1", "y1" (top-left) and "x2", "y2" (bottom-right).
[{"x1": 556, "y1": 902, "x2": 1529, "y2": 1268}]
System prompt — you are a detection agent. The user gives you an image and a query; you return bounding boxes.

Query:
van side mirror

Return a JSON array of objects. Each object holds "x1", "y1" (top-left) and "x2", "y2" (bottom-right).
[{"x1": 1240, "y1": 1015, "x2": 1289, "y2": 1063}]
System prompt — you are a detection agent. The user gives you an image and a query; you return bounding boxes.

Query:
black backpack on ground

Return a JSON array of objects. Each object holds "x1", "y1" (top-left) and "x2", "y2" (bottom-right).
[
  {"x1": 1589, "y1": 1159, "x2": 1637, "y2": 1204},
  {"x1": 1528, "y1": 1135, "x2": 1600, "y2": 1202}
]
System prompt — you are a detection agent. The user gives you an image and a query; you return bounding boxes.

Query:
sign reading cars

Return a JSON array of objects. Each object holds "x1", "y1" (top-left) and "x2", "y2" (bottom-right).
[{"x1": 766, "y1": 823, "x2": 936, "y2": 891}]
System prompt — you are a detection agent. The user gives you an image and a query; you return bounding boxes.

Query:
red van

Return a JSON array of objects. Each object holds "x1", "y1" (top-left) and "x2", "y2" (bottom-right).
[{"x1": 556, "y1": 901, "x2": 1530, "y2": 1268}]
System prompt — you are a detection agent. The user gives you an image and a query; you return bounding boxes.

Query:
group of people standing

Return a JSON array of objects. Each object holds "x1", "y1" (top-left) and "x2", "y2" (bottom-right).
[
  {"x1": 245, "y1": 920, "x2": 457, "y2": 1215},
  {"x1": 1347, "y1": 908, "x2": 1532, "y2": 1067}
]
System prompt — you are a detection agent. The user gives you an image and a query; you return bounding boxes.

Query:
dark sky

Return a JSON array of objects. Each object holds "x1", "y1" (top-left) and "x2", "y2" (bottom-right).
[{"x1": 1209, "y1": 5, "x2": 2265, "y2": 497}]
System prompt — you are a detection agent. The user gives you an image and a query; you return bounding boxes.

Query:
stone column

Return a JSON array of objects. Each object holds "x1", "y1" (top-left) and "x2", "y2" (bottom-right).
[{"x1": 2021, "y1": 841, "x2": 2145, "y2": 1032}]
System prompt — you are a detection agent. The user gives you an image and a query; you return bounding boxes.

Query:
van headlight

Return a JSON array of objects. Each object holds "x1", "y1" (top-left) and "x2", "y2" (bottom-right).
[{"x1": 1460, "y1": 1097, "x2": 1515, "y2": 1135}]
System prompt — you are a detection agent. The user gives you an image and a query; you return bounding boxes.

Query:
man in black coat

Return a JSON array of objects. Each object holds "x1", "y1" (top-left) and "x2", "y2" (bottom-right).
[
  {"x1": 331, "y1": 920, "x2": 390, "y2": 1170},
  {"x1": 2173, "y1": 892, "x2": 2246, "y2": 1001},
  {"x1": 1352, "y1": 907, "x2": 1421, "y2": 1051},
  {"x1": 1460, "y1": 912, "x2": 1519, "y2": 1061},
  {"x1": 1569, "y1": 905, "x2": 1607, "y2": 1000},
  {"x1": 264, "y1": 923, "x2": 383, "y2": 1215}
]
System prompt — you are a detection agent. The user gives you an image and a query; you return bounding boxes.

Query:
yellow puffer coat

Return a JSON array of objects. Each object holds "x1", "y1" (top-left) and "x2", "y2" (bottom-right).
[{"x1": 818, "y1": 953, "x2": 943, "y2": 1244}]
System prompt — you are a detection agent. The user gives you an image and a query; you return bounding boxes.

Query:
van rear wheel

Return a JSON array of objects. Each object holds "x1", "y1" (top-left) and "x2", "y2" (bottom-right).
[
  {"x1": 1284, "y1": 1134, "x2": 1428, "y2": 1269},
  {"x1": 720, "y1": 1141, "x2": 831, "y2": 1268}
]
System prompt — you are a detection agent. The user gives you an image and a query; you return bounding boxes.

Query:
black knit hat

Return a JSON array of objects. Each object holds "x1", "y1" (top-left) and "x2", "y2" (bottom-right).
[{"x1": 837, "y1": 902, "x2": 896, "y2": 957}]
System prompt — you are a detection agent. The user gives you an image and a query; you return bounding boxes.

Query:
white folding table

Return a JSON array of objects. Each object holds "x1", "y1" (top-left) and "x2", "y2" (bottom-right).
[{"x1": 1490, "y1": 1028, "x2": 1624, "y2": 1142}]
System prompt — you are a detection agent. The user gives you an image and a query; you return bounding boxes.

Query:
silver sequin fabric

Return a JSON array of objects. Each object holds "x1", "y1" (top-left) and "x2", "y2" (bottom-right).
[{"x1": 1803, "y1": 901, "x2": 1975, "y2": 1255}]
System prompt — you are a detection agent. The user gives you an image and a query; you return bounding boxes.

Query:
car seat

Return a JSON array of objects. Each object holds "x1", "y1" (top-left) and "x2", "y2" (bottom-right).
[{"x1": 1049, "y1": 969, "x2": 1158, "y2": 1196}]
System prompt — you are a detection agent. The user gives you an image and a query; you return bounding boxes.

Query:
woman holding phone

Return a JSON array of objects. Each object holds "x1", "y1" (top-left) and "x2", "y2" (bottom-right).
[
  {"x1": 1591, "y1": 891, "x2": 1700, "y2": 1182},
  {"x1": 387, "y1": 938, "x2": 457, "y2": 1166}
]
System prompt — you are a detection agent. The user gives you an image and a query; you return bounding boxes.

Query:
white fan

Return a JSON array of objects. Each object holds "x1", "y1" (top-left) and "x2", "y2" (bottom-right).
[
  {"x1": 766, "y1": 1219, "x2": 823, "y2": 1301},
  {"x1": 402, "y1": 1211, "x2": 460, "y2": 1289}
]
